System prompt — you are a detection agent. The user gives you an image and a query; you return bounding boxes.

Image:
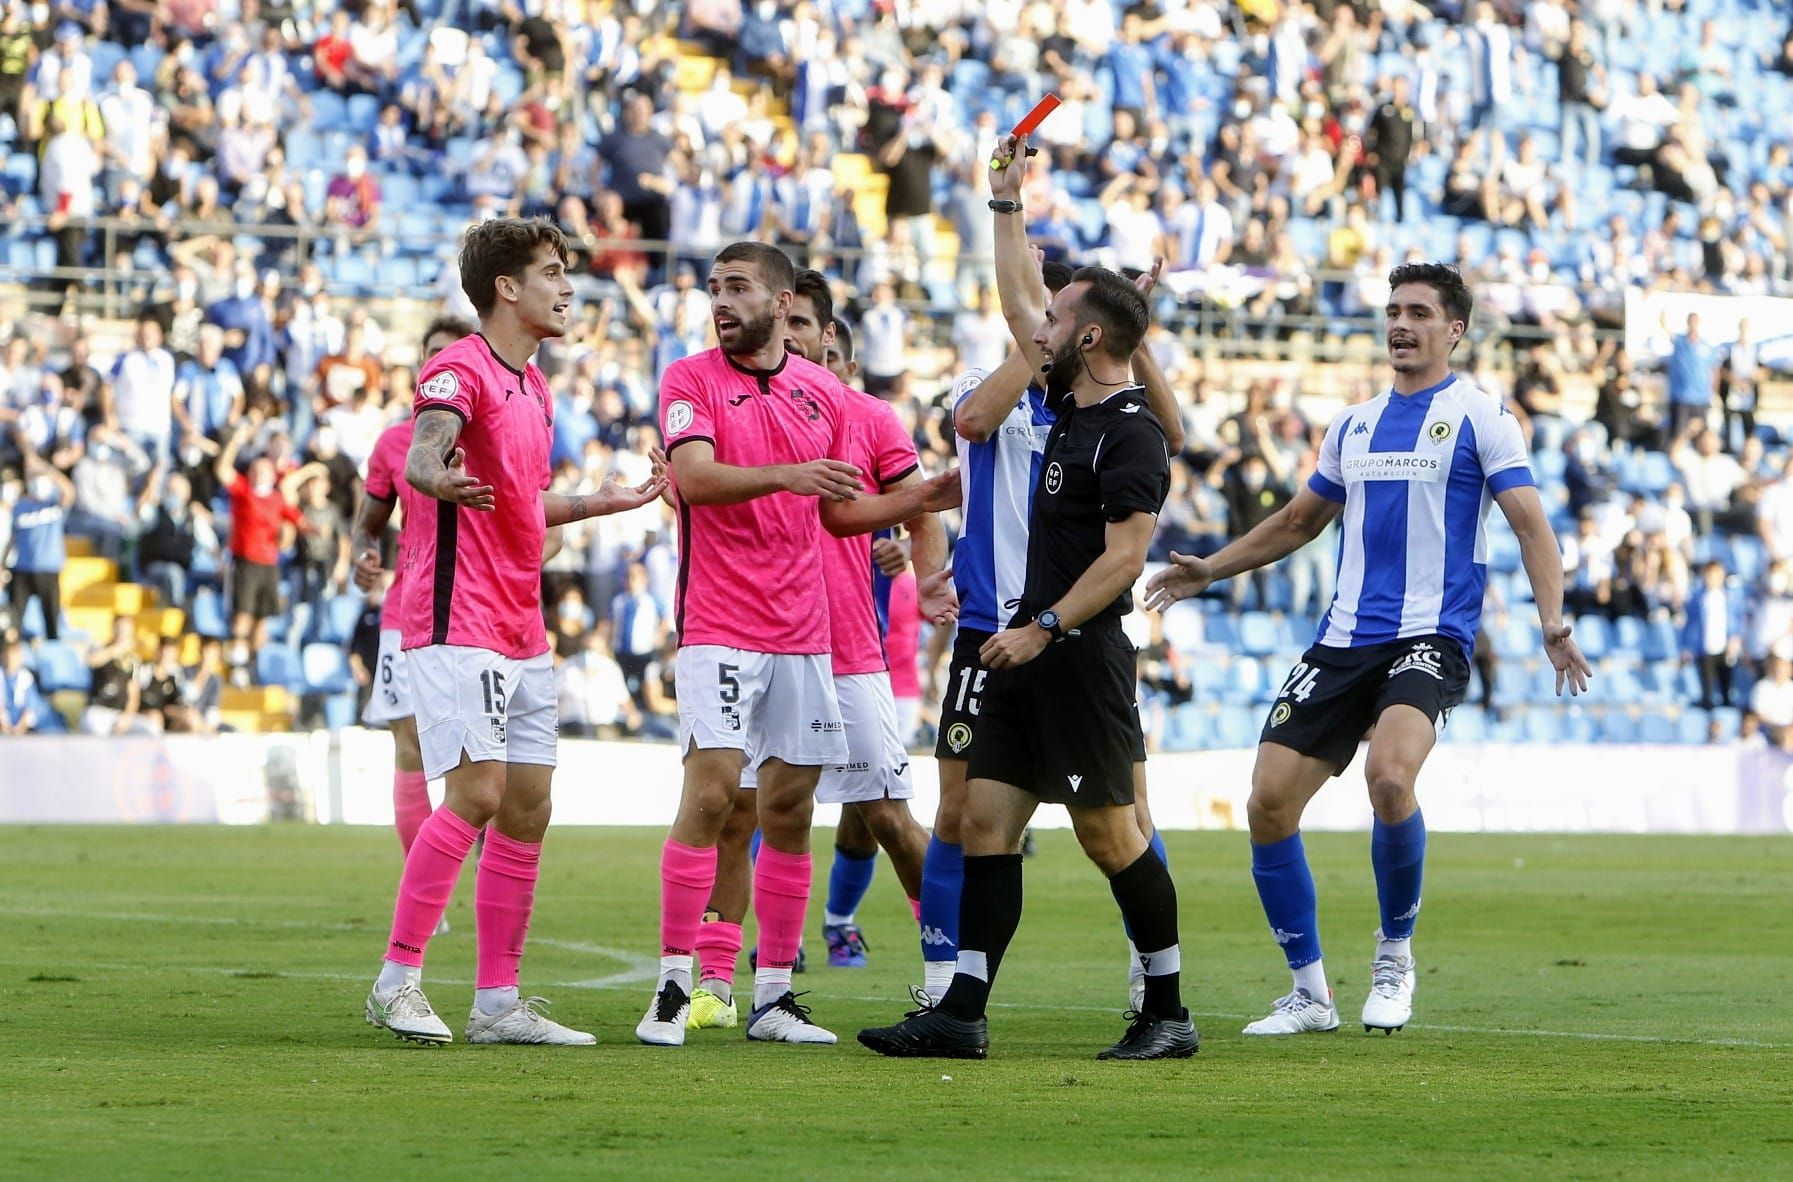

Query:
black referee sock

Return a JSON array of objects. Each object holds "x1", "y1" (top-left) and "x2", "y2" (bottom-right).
[
  {"x1": 938, "y1": 854, "x2": 1024, "y2": 1022},
  {"x1": 1108, "y1": 847, "x2": 1184, "y2": 1020}
]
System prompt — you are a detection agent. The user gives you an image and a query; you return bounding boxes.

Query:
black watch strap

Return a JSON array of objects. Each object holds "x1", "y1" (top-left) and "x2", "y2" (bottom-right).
[{"x1": 987, "y1": 198, "x2": 1024, "y2": 214}]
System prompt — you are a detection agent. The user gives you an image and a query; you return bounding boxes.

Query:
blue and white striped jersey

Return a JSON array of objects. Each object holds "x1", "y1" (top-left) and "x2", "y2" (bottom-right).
[
  {"x1": 1306, "y1": 374, "x2": 1534, "y2": 656},
  {"x1": 950, "y1": 369, "x2": 1057, "y2": 633}
]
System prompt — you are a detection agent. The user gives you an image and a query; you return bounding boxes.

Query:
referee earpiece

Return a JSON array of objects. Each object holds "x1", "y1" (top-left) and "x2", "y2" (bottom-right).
[{"x1": 1082, "y1": 334, "x2": 1093, "y2": 347}]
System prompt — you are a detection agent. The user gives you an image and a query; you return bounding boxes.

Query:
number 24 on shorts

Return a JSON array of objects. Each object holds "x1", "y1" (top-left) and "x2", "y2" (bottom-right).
[{"x1": 1278, "y1": 663, "x2": 1320, "y2": 703}]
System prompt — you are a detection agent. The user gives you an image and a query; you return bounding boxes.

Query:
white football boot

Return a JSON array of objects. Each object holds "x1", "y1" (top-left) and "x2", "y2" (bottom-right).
[
  {"x1": 745, "y1": 991, "x2": 838, "y2": 1044},
  {"x1": 365, "y1": 981, "x2": 453, "y2": 1045},
  {"x1": 465, "y1": 996, "x2": 595, "y2": 1045},
  {"x1": 636, "y1": 980, "x2": 690, "y2": 1046},
  {"x1": 1361, "y1": 947, "x2": 1417, "y2": 1034},
  {"x1": 1241, "y1": 988, "x2": 1341, "y2": 1036}
]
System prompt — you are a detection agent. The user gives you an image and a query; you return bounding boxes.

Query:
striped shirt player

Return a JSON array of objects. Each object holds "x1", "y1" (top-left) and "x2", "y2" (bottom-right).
[
  {"x1": 933, "y1": 368, "x2": 1055, "y2": 763},
  {"x1": 1144, "y1": 262, "x2": 1587, "y2": 1042}
]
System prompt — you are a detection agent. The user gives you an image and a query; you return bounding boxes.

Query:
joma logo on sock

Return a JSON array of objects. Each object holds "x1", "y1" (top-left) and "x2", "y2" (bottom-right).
[{"x1": 391, "y1": 941, "x2": 422, "y2": 955}]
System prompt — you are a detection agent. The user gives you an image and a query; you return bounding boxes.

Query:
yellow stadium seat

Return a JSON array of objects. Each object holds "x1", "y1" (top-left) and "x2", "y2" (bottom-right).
[
  {"x1": 138, "y1": 607, "x2": 185, "y2": 639},
  {"x1": 74, "y1": 583, "x2": 149, "y2": 615},
  {"x1": 218, "y1": 709, "x2": 263, "y2": 734},
  {"x1": 674, "y1": 54, "x2": 719, "y2": 93},
  {"x1": 50, "y1": 691, "x2": 85, "y2": 730},
  {"x1": 64, "y1": 535, "x2": 94, "y2": 558},
  {"x1": 60, "y1": 556, "x2": 117, "y2": 602},
  {"x1": 65, "y1": 608, "x2": 114, "y2": 639}
]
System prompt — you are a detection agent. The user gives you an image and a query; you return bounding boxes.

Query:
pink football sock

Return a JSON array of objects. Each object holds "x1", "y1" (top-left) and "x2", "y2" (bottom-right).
[
  {"x1": 909, "y1": 896, "x2": 923, "y2": 924},
  {"x1": 385, "y1": 807, "x2": 479, "y2": 968},
  {"x1": 695, "y1": 920, "x2": 744, "y2": 986},
  {"x1": 475, "y1": 829, "x2": 542, "y2": 989},
  {"x1": 660, "y1": 840, "x2": 719, "y2": 958},
  {"x1": 752, "y1": 846, "x2": 812, "y2": 973},
  {"x1": 393, "y1": 769, "x2": 431, "y2": 854}
]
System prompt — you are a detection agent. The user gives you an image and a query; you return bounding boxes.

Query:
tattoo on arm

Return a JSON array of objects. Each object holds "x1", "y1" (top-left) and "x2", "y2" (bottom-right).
[
  {"x1": 567, "y1": 495, "x2": 589, "y2": 523},
  {"x1": 405, "y1": 409, "x2": 463, "y2": 492}
]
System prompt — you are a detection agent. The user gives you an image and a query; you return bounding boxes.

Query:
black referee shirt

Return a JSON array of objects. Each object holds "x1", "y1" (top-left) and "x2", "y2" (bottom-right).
[{"x1": 1017, "y1": 385, "x2": 1171, "y2": 625}]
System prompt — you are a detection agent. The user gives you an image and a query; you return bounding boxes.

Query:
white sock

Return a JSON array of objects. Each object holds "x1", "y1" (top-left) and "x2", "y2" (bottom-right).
[
  {"x1": 753, "y1": 968, "x2": 793, "y2": 1009},
  {"x1": 1293, "y1": 960, "x2": 1329, "y2": 1002},
  {"x1": 1127, "y1": 939, "x2": 1145, "y2": 984},
  {"x1": 375, "y1": 959, "x2": 419, "y2": 995},
  {"x1": 823, "y1": 910, "x2": 854, "y2": 927},
  {"x1": 658, "y1": 955, "x2": 694, "y2": 997},
  {"x1": 923, "y1": 960, "x2": 954, "y2": 998},
  {"x1": 699, "y1": 976, "x2": 733, "y2": 1005},
  {"x1": 474, "y1": 986, "x2": 518, "y2": 1015},
  {"x1": 1377, "y1": 935, "x2": 1413, "y2": 963}
]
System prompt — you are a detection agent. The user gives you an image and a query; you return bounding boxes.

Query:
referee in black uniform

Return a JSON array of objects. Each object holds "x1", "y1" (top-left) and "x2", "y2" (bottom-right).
[{"x1": 860, "y1": 132, "x2": 1196, "y2": 1062}]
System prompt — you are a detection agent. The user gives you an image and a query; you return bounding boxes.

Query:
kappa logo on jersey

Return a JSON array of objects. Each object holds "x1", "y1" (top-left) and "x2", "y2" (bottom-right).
[
  {"x1": 1270, "y1": 701, "x2": 1292, "y2": 727},
  {"x1": 418, "y1": 371, "x2": 459, "y2": 402},
  {"x1": 1352, "y1": 420, "x2": 1371, "y2": 436},
  {"x1": 1389, "y1": 642, "x2": 1446, "y2": 682},
  {"x1": 1270, "y1": 927, "x2": 1306, "y2": 945},
  {"x1": 1044, "y1": 461, "x2": 1064, "y2": 494},
  {"x1": 664, "y1": 400, "x2": 695, "y2": 436},
  {"x1": 946, "y1": 722, "x2": 973, "y2": 753},
  {"x1": 1427, "y1": 420, "x2": 1453, "y2": 443}
]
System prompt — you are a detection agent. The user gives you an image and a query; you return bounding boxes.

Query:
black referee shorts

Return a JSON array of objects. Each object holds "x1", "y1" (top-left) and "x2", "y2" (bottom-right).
[
  {"x1": 967, "y1": 622, "x2": 1146, "y2": 807},
  {"x1": 1260, "y1": 633, "x2": 1471, "y2": 775}
]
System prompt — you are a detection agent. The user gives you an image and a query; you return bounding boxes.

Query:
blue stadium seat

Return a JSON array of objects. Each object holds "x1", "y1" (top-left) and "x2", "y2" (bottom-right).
[
  {"x1": 1520, "y1": 709, "x2": 1562, "y2": 743},
  {"x1": 346, "y1": 93, "x2": 382, "y2": 133},
  {"x1": 1163, "y1": 705, "x2": 1208, "y2": 752},
  {"x1": 1637, "y1": 709, "x2": 1678, "y2": 744},
  {"x1": 317, "y1": 594, "x2": 362, "y2": 644},
  {"x1": 1444, "y1": 705, "x2": 1486, "y2": 742},
  {"x1": 310, "y1": 90, "x2": 348, "y2": 132},
  {"x1": 1215, "y1": 705, "x2": 1260, "y2": 749},
  {"x1": 255, "y1": 645, "x2": 303, "y2": 690},
  {"x1": 1238, "y1": 612, "x2": 1278, "y2": 656},
  {"x1": 301, "y1": 643, "x2": 354, "y2": 694},
  {"x1": 1710, "y1": 707, "x2": 1742, "y2": 741},
  {"x1": 31, "y1": 641, "x2": 89, "y2": 692},
  {"x1": 1599, "y1": 711, "x2": 1640, "y2": 743},
  {"x1": 324, "y1": 692, "x2": 362, "y2": 731},
  {"x1": 1560, "y1": 710, "x2": 1599, "y2": 743},
  {"x1": 1614, "y1": 615, "x2": 1645, "y2": 653},
  {"x1": 1160, "y1": 601, "x2": 1204, "y2": 653},
  {"x1": 1641, "y1": 618, "x2": 1678, "y2": 662},
  {"x1": 1188, "y1": 660, "x2": 1226, "y2": 696},
  {"x1": 1228, "y1": 657, "x2": 1266, "y2": 702},
  {"x1": 30, "y1": 686, "x2": 68, "y2": 733},
  {"x1": 1676, "y1": 708, "x2": 1711, "y2": 744},
  {"x1": 1574, "y1": 615, "x2": 1610, "y2": 659},
  {"x1": 1203, "y1": 613, "x2": 1238, "y2": 650}
]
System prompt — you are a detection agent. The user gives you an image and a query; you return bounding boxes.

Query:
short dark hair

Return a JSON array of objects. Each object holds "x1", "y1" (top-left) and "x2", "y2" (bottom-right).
[
  {"x1": 1067, "y1": 266, "x2": 1150, "y2": 358},
  {"x1": 1387, "y1": 261, "x2": 1473, "y2": 327},
  {"x1": 792, "y1": 268, "x2": 834, "y2": 327},
  {"x1": 459, "y1": 217, "x2": 570, "y2": 317},
  {"x1": 1041, "y1": 260, "x2": 1076, "y2": 293},
  {"x1": 420, "y1": 315, "x2": 475, "y2": 351},
  {"x1": 830, "y1": 316, "x2": 855, "y2": 362},
  {"x1": 713, "y1": 241, "x2": 796, "y2": 294}
]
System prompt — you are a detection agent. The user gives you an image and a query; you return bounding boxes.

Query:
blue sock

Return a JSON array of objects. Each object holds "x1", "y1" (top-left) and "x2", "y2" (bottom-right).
[
  {"x1": 919, "y1": 836, "x2": 963, "y2": 964},
  {"x1": 1115, "y1": 830, "x2": 1171, "y2": 943},
  {"x1": 1371, "y1": 809, "x2": 1427, "y2": 941},
  {"x1": 1250, "y1": 833, "x2": 1323, "y2": 970},
  {"x1": 748, "y1": 828, "x2": 762, "y2": 864},
  {"x1": 824, "y1": 845, "x2": 877, "y2": 923}
]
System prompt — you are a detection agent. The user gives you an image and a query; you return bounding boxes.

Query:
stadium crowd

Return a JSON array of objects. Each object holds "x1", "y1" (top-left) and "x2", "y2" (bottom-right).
[{"x1": 2, "y1": 0, "x2": 1793, "y2": 748}]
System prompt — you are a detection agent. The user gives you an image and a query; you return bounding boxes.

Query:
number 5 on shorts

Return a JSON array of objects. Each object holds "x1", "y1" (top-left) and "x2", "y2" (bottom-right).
[{"x1": 717, "y1": 662, "x2": 743, "y2": 732}]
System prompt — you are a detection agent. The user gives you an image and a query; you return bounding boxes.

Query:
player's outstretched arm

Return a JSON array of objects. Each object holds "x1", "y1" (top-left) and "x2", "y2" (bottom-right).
[
  {"x1": 543, "y1": 472, "x2": 670, "y2": 526},
  {"x1": 1145, "y1": 486, "x2": 1341, "y2": 610},
  {"x1": 953, "y1": 349, "x2": 1036, "y2": 442},
  {"x1": 820, "y1": 468, "x2": 961, "y2": 537},
  {"x1": 1496, "y1": 484, "x2": 1592, "y2": 697},
  {"x1": 1126, "y1": 259, "x2": 1187, "y2": 455},
  {"x1": 669, "y1": 438, "x2": 862, "y2": 506},
  {"x1": 982, "y1": 511, "x2": 1157, "y2": 670},
  {"x1": 990, "y1": 133, "x2": 1051, "y2": 374},
  {"x1": 405, "y1": 407, "x2": 494, "y2": 511}
]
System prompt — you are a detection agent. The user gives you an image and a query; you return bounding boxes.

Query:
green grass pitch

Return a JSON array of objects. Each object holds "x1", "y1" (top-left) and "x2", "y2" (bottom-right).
[{"x1": 4, "y1": 825, "x2": 1791, "y2": 1179}]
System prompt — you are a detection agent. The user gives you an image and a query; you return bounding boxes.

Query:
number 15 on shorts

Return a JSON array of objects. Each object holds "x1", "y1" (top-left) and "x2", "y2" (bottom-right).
[{"x1": 481, "y1": 669, "x2": 508, "y2": 744}]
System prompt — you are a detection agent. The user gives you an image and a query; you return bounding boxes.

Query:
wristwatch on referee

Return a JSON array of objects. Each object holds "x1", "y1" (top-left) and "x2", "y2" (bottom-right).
[
  {"x1": 987, "y1": 198, "x2": 1024, "y2": 214},
  {"x1": 1034, "y1": 609, "x2": 1066, "y2": 640}
]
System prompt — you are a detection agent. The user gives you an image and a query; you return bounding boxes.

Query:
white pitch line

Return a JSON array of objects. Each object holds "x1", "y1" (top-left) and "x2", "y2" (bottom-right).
[{"x1": 9, "y1": 907, "x2": 1789, "y2": 1051}]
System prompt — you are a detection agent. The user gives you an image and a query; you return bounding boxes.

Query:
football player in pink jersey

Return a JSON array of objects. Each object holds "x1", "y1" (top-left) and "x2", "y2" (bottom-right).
[
  {"x1": 350, "y1": 315, "x2": 473, "y2": 883},
  {"x1": 638, "y1": 242, "x2": 957, "y2": 1046},
  {"x1": 362, "y1": 218, "x2": 665, "y2": 1047},
  {"x1": 685, "y1": 270, "x2": 958, "y2": 1030}
]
